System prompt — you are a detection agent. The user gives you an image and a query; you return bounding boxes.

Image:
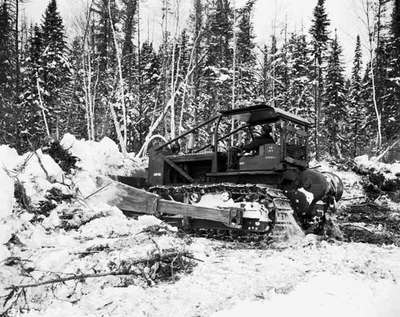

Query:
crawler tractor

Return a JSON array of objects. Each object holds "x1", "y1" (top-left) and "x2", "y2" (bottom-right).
[{"x1": 109, "y1": 104, "x2": 342, "y2": 239}]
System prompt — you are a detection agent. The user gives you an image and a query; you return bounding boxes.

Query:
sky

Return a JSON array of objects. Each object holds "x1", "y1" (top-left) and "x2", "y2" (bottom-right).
[{"x1": 23, "y1": 0, "x2": 369, "y2": 73}]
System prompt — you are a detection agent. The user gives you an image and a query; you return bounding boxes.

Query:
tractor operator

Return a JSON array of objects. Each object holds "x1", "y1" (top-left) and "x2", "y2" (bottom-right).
[{"x1": 242, "y1": 125, "x2": 275, "y2": 154}]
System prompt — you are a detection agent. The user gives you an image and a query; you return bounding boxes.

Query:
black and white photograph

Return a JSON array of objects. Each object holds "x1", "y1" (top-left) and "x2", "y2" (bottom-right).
[{"x1": 0, "y1": 0, "x2": 400, "y2": 316}]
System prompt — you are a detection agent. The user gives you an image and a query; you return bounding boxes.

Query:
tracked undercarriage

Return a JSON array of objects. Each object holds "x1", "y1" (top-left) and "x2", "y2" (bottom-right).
[{"x1": 149, "y1": 183, "x2": 304, "y2": 240}]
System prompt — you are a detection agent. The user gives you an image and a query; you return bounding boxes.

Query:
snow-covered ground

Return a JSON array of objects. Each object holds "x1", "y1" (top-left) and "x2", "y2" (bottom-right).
[
  {"x1": 1, "y1": 135, "x2": 400, "y2": 316},
  {"x1": 11, "y1": 237, "x2": 400, "y2": 317}
]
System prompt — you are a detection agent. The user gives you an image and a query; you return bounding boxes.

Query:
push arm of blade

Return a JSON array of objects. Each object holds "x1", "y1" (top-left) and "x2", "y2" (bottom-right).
[{"x1": 164, "y1": 157, "x2": 194, "y2": 183}]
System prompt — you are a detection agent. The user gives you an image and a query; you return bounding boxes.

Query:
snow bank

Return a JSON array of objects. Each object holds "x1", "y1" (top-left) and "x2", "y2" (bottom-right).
[
  {"x1": 0, "y1": 145, "x2": 21, "y2": 170},
  {"x1": 213, "y1": 272, "x2": 400, "y2": 317},
  {"x1": 61, "y1": 133, "x2": 145, "y2": 177},
  {"x1": 0, "y1": 145, "x2": 19, "y2": 220},
  {"x1": 355, "y1": 155, "x2": 400, "y2": 180},
  {"x1": 311, "y1": 160, "x2": 365, "y2": 204},
  {"x1": 20, "y1": 150, "x2": 64, "y2": 183},
  {"x1": 18, "y1": 150, "x2": 66, "y2": 207},
  {"x1": 0, "y1": 169, "x2": 14, "y2": 220},
  {"x1": 60, "y1": 134, "x2": 147, "y2": 200}
]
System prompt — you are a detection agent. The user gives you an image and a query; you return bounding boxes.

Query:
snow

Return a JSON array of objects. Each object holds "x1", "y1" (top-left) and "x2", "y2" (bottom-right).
[
  {"x1": 60, "y1": 134, "x2": 147, "y2": 202},
  {"x1": 60, "y1": 133, "x2": 145, "y2": 177},
  {"x1": 18, "y1": 150, "x2": 66, "y2": 207},
  {"x1": 1, "y1": 135, "x2": 400, "y2": 316},
  {"x1": 311, "y1": 160, "x2": 366, "y2": 205},
  {"x1": 0, "y1": 246, "x2": 11, "y2": 263},
  {"x1": 12, "y1": 239, "x2": 400, "y2": 317},
  {"x1": 355, "y1": 155, "x2": 400, "y2": 180},
  {"x1": 0, "y1": 168, "x2": 14, "y2": 220},
  {"x1": 213, "y1": 272, "x2": 400, "y2": 317},
  {"x1": 0, "y1": 145, "x2": 19, "y2": 220},
  {"x1": 0, "y1": 145, "x2": 21, "y2": 170}
]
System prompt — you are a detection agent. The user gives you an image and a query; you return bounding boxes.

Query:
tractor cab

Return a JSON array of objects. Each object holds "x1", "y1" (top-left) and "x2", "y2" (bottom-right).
[{"x1": 148, "y1": 104, "x2": 312, "y2": 186}]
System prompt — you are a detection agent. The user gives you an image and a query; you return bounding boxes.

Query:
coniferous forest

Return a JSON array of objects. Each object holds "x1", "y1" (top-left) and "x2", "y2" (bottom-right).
[{"x1": 0, "y1": 0, "x2": 399, "y2": 159}]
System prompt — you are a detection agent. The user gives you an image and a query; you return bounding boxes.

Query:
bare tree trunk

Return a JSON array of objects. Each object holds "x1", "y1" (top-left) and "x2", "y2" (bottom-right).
[
  {"x1": 15, "y1": 0, "x2": 20, "y2": 95},
  {"x1": 314, "y1": 58, "x2": 320, "y2": 160},
  {"x1": 36, "y1": 74, "x2": 50, "y2": 138},
  {"x1": 178, "y1": 29, "x2": 203, "y2": 133},
  {"x1": 81, "y1": 0, "x2": 95, "y2": 140},
  {"x1": 231, "y1": 0, "x2": 237, "y2": 147},
  {"x1": 108, "y1": 1, "x2": 127, "y2": 155},
  {"x1": 161, "y1": 0, "x2": 169, "y2": 134},
  {"x1": 137, "y1": 56, "x2": 204, "y2": 157},
  {"x1": 363, "y1": 0, "x2": 383, "y2": 149},
  {"x1": 169, "y1": 0, "x2": 182, "y2": 140}
]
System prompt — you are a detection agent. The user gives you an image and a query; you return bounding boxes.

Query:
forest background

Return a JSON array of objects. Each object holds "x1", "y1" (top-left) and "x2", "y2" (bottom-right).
[{"x1": 0, "y1": 0, "x2": 399, "y2": 160}]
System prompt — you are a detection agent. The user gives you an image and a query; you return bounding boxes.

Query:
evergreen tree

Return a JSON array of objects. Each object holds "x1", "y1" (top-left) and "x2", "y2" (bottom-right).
[
  {"x1": 264, "y1": 35, "x2": 290, "y2": 108},
  {"x1": 387, "y1": 0, "x2": 400, "y2": 139},
  {"x1": 68, "y1": 36, "x2": 87, "y2": 139},
  {"x1": 0, "y1": 1, "x2": 15, "y2": 144},
  {"x1": 348, "y1": 35, "x2": 367, "y2": 157},
  {"x1": 206, "y1": 0, "x2": 233, "y2": 68},
  {"x1": 121, "y1": 0, "x2": 137, "y2": 88},
  {"x1": 286, "y1": 32, "x2": 314, "y2": 118},
  {"x1": 323, "y1": 32, "x2": 347, "y2": 157},
  {"x1": 236, "y1": 0, "x2": 255, "y2": 65},
  {"x1": 19, "y1": 25, "x2": 47, "y2": 149},
  {"x1": 203, "y1": 0, "x2": 234, "y2": 113},
  {"x1": 391, "y1": 0, "x2": 400, "y2": 76},
  {"x1": 310, "y1": 0, "x2": 330, "y2": 64},
  {"x1": 235, "y1": 0, "x2": 257, "y2": 105},
  {"x1": 0, "y1": 1, "x2": 13, "y2": 96},
  {"x1": 188, "y1": 0, "x2": 204, "y2": 126},
  {"x1": 310, "y1": 0, "x2": 330, "y2": 158},
  {"x1": 93, "y1": 0, "x2": 118, "y2": 71},
  {"x1": 40, "y1": 0, "x2": 71, "y2": 138},
  {"x1": 275, "y1": 36, "x2": 291, "y2": 108},
  {"x1": 125, "y1": 40, "x2": 161, "y2": 152}
]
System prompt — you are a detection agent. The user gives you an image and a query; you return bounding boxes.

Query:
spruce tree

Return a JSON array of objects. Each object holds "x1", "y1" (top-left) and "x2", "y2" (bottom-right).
[
  {"x1": 323, "y1": 32, "x2": 346, "y2": 157},
  {"x1": 19, "y1": 25, "x2": 47, "y2": 149},
  {"x1": 128, "y1": 41, "x2": 161, "y2": 151},
  {"x1": 40, "y1": 0, "x2": 71, "y2": 138},
  {"x1": 188, "y1": 0, "x2": 204, "y2": 126},
  {"x1": 121, "y1": 0, "x2": 137, "y2": 89},
  {"x1": 206, "y1": 0, "x2": 233, "y2": 69},
  {"x1": 236, "y1": 0, "x2": 255, "y2": 65},
  {"x1": 388, "y1": 0, "x2": 400, "y2": 139},
  {"x1": 203, "y1": 0, "x2": 234, "y2": 113},
  {"x1": 93, "y1": 0, "x2": 118, "y2": 72},
  {"x1": 348, "y1": 35, "x2": 366, "y2": 157},
  {"x1": 310, "y1": 0, "x2": 330, "y2": 159},
  {"x1": 286, "y1": 32, "x2": 313, "y2": 118},
  {"x1": 0, "y1": 0, "x2": 15, "y2": 144},
  {"x1": 0, "y1": 1, "x2": 13, "y2": 96},
  {"x1": 235, "y1": 0, "x2": 257, "y2": 105},
  {"x1": 68, "y1": 36, "x2": 87, "y2": 139}
]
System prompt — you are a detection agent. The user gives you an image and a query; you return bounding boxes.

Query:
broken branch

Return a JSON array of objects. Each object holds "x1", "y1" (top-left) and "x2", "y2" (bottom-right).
[{"x1": 5, "y1": 251, "x2": 193, "y2": 291}]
